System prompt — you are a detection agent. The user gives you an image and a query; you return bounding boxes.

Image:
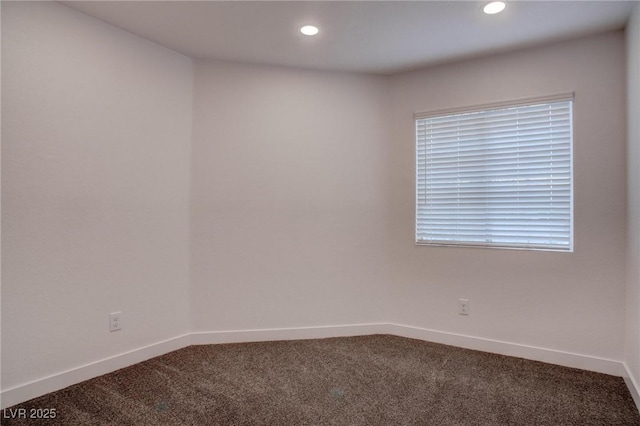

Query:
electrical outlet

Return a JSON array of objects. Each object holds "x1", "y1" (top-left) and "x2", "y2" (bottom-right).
[
  {"x1": 458, "y1": 299, "x2": 470, "y2": 315},
  {"x1": 109, "y1": 312, "x2": 122, "y2": 332}
]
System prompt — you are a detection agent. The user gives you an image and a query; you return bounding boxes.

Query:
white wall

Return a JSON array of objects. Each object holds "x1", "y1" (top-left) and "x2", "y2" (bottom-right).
[
  {"x1": 1, "y1": 0, "x2": 635, "y2": 409},
  {"x1": 190, "y1": 32, "x2": 629, "y2": 364},
  {"x1": 190, "y1": 61, "x2": 391, "y2": 331},
  {"x1": 626, "y1": 2, "x2": 640, "y2": 400},
  {"x1": 1, "y1": 1, "x2": 192, "y2": 391},
  {"x1": 388, "y1": 32, "x2": 628, "y2": 360}
]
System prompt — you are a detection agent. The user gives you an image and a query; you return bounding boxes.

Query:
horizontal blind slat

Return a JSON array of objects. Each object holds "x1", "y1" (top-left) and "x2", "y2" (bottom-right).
[{"x1": 416, "y1": 98, "x2": 573, "y2": 251}]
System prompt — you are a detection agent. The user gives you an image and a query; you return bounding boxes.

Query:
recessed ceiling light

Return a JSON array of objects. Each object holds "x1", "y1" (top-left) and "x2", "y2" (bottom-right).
[
  {"x1": 483, "y1": 1, "x2": 506, "y2": 14},
  {"x1": 300, "y1": 25, "x2": 319, "y2": 36}
]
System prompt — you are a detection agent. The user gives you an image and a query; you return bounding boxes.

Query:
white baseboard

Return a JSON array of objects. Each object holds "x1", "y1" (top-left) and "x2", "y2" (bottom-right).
[
  {"x1": 0, "y1": 334, "x2": 191, "y2": 409},
  {"x1": 1, "y1": 324, "x2": 631, "y2": 409},
  {"x1": 190, "y1": 323, "x2": 389, "y2": 345},
  {"x1": 622, "y1": 362, "x2": 640, "y2": 411},
  {"x1": 384, "y1": 323, "x2": 623, "y2": 376}
]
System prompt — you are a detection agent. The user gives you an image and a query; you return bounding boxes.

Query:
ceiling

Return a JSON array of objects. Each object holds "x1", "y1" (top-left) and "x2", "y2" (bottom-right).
[{"x1": 61, "y1": 1, "x2": 636, "y2": 75}]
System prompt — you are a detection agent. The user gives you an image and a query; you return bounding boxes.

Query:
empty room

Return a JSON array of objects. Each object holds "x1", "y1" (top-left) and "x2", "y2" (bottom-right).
[{"x1": 2, "y1": 0, "x2": 640, "y2": 424}]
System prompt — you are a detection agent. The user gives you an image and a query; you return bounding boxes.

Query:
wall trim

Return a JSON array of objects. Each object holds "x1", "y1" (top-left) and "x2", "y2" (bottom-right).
[
  {"x1": 623, "y1": 362, "x2": 640, "y2": 411},
  {"x1": 1, "y1": 324, "x2": 630, "y2": 409},
  {"x1": 0, "y1": 334, "x2": 191, "y2": 409},
  {"x1": 190, "y1": 323, "x2": 389, "y2": 345},
  {"x1": 385, "y1": 323, "x2": 623, "y2": 376}
]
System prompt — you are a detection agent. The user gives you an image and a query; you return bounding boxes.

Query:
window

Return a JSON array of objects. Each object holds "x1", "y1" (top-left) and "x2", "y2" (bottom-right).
[{"x1": 415, "y1": 94, "x2": 573, "y2": 251}]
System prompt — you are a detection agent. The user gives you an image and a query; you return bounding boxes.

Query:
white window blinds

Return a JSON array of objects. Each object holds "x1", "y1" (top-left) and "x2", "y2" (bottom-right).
[{"x1": 415, "y1": 95, "x2": 573, "y2": 251}]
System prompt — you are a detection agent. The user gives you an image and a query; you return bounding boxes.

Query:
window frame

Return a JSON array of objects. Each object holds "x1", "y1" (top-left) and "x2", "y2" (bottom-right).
[{"x1": 414, "y1": 93, "x2": 575, "y2": 252}]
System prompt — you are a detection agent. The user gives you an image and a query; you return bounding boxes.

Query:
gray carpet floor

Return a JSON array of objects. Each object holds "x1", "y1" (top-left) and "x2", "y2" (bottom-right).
[{"x1": 3, "y1": 335, "x2": 639, "y2": 425}]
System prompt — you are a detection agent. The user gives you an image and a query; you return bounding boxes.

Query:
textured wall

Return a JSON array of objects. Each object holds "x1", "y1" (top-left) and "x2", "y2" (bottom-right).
[
  {"x1": 190, "y1": 61, "x2": 391, "y2": 331},
  {"x1": 1, "y1": 2, "x2": 193, "y2": 390},
  {"x1": 626, "y1": 2, "x2": 640, "y2": 394},
  {"x1": 389, "y1": 32, "x2": 627, "y2": 360}
]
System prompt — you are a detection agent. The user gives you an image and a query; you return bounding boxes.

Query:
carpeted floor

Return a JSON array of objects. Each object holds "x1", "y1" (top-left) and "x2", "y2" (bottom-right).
[{"x1": 3, "y1": 335, "x2": 639, "y2": 425}]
